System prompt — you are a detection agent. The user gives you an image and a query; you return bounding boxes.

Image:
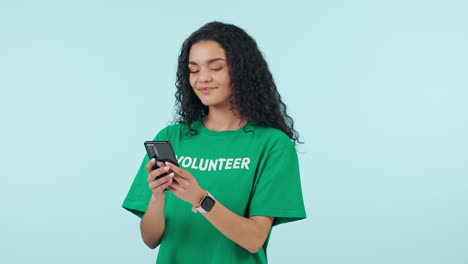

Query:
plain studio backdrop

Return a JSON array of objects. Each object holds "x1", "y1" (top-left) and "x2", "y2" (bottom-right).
[{"x1": 1, "y1": 0, "x2": 467, "y2": 263}]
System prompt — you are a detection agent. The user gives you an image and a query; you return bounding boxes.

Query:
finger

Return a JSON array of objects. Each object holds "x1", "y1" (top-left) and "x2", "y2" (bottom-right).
[
  {"x1": 147, "y1": 167, "x2": 165, "y2": 182},
  {"x1": 167, "y1": 184, "x2": 178, "y2": 193},
  {"x1": 156, "y1": 178, "x2": 173, "y2": 192},
  {"x1": 149, "y1": 172, "x2": 174, "y2": 189},
  {"x1": 146, "y1": 159, "x2": 170, "y2": 177},
  {"x1": 149, "y1": 176, "x2": 167, "y2": 190},
  {"x1": 147, "y1": 166, "x2": 172, "y2": 182},
  {"x1": 155, "y1": 172, "x2": 175, "y2": 187},
  {"x1": 145, "y1": 158, "x2": 156, "y2": 174},
  {"x1": 172, "y1": 174, "x2": 189, "y2": 187},
  {"x1": 168, "y1": 178, "x2": 183, "y2": 191},
  {"x1": 165, "y1": 162, "x2": 189, "y2": 178}
]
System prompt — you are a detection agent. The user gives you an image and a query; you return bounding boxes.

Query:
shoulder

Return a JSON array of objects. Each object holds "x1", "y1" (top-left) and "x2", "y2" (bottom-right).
[
  {"x1": 250, "y1": 123, "x2": 295, "y2": 149},
  {"x1": 251, "y1": 124, "x2": 293, "y2": 144}
]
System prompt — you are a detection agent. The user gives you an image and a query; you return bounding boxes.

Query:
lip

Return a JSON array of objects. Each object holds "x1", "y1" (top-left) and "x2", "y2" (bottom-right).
[{"x1": 199, "y1": 87, "x2": 217, "y2": 94}]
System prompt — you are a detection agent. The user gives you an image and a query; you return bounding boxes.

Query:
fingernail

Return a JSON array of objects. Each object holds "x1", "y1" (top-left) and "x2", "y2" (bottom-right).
[
  {"x1": 164, "y1": 166, "x2": 170, "y2": 171},
  {"x1": 151, "y1": 158, "x2": 155, "y2": 162},
  {"x1": 165, "y1": 161, "x2": 171, "y2": 165},
  {"x1": 169, "y1": 172, "x2": 174, "y2": 177}
]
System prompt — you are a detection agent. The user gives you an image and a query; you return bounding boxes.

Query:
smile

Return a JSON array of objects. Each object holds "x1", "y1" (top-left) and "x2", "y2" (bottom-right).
[{"x1": 200, "y1": 87, "x2": 217, "y2": 94}]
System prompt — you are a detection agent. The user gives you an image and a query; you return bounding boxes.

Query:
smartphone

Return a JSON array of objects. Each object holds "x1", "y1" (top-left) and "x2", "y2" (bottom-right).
[{"x1": 144, "y1": 141, "x2": 179, "y2": 179}]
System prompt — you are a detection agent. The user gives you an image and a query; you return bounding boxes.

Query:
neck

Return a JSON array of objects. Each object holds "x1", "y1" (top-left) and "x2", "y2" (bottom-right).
[{"x1": 203, "y1": 106, "x2": 247, "y2": 131}]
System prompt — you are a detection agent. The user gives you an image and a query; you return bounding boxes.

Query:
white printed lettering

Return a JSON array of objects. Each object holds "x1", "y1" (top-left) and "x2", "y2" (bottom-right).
[
  {"x1": 182, "y1": 157, "x2": 192, "y2": 168},
  {"x1": 225, "y1": 158, "x2": 233, "y2": 169},
  {"x1": 208, "y1": 159, "x2": 217, "y2": 171},
  {"x1": 241, "y1": 158, "x2": 250, "y2": 170},
  {"x1": 199, "y1": 158, "x2": 208, "y2": 171},
  {"x1": 177, "y1": 156, "x2": 185, "y2": 164},
  {"x1": 217, "y1": 158, "x2": 226, "y2": 170},
  {"x1": 173, "y1": 155, "x2": 250, "y2": 171},
  {"x1": 233, "y1": 158, "x2": 241, "y2": 169},
  {"x1": 191, "y1": 158, "x2": 199, "y2": 169}
]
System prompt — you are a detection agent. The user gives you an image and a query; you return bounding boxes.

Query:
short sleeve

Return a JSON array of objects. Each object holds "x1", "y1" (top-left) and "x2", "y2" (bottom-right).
[
  {"x1": 121, "y1": 127, "x2": 169, "y2": 218},
  {"x1": 248, "y1": 139, "x2": 307, "y2": 226}
]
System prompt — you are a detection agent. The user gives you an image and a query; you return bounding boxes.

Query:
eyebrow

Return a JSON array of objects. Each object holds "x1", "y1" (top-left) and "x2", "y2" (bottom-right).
[{"x1": 188, "y1": 58, "x2": 225, "y2": 65}]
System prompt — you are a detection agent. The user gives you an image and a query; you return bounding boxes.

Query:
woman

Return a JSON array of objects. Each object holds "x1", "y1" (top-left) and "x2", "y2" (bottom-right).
[{"x1": 122, "y1": 21, "x2": 306, "y2": 264}]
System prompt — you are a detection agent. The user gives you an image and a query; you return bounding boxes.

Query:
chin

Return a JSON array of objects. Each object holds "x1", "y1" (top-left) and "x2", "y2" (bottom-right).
[
  {"x1": 200, "y1": 99, "x2": 226, "y2": 107},
  {"x1": 200, "y1": 100, "x2": 217, "y2": 107},
  {"x1": 197, "y1": 96, "x2": 217, "y2": 106}
]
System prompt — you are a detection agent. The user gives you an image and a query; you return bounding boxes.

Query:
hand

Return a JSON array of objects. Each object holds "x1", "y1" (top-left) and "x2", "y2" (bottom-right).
[
  {"x1": 145, "y1": 158, "x2": 175, "y2": 200},
  {"x1": 164, "y1": 161, "x2": 206, "y2": 207}
]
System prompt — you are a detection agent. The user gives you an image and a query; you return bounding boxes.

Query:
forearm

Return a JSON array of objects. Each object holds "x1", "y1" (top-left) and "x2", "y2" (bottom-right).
[
  {"x1": 202, "y1": 200, "x2": 273, "y2": 253},
  {"x1": 140, "y1": 195, "x2": 166, "y2": 249},
  {"x1": 162, "y1": 162, "x2": 274, "y2": 253}
]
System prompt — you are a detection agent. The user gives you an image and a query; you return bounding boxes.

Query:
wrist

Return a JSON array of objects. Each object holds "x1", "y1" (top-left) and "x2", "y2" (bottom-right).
[
  {"x1": 192, "y1": 188, "x2": 207, "y2": 207},
  {"x1": 151, "y1": 193, "x2": 166, "y2": 203},
  {"x1": 192, "y1": 191, "x2": 216, "y2": 214}
]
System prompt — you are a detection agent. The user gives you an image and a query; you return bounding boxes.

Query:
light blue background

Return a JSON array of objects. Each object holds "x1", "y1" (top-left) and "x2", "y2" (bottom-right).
[{"x1": 1, "y1": 0, "x2": 467, "y2": 263}]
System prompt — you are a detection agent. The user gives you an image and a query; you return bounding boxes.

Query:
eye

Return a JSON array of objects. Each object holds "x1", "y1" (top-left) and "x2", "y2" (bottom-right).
[
  {"x1": 211, "y1": 67, "x2": 223, "y2": 71},
  {"x1": 189, "y1": 69, "x2": 199, "y2": 74}
]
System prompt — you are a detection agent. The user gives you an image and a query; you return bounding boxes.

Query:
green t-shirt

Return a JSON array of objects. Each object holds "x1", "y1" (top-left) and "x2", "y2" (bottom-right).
[{"x1": 122, "y1": 120, "x2": 306, "y2": 264}]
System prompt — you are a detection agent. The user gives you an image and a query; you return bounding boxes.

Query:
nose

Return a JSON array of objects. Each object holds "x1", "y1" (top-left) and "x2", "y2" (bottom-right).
[{"x1": 198, "y1": 68, "x2": 212, "y2": 83}]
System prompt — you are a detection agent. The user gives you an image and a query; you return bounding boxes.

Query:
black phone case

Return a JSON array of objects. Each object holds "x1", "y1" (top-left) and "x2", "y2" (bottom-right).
[{"x1": 144, "y1": 141, "x2": 179, "y2": 179}]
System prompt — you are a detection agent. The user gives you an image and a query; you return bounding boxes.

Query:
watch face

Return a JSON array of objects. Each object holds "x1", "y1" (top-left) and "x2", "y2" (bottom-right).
[{"x1": 201, "y1": 196, "x2": 215, "y2": 212}]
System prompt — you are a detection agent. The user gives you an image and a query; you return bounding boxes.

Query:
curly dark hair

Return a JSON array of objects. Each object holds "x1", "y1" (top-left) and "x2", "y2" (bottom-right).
[{"x1": 174, "y1": 21, "x2": 302, "y2": 145}]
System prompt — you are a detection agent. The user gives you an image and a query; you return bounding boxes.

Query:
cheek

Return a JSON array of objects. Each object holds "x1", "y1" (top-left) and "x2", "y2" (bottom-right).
[
  {"x1": 220, "y1": 72, "x2": 231, "y2": 87},
  {"x1": 189, "y1": 75, "x2": 196, "y2": 88}
]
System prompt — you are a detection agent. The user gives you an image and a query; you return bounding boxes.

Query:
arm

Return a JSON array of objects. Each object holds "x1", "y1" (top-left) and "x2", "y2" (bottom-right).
[
  {"x1": 140, "y1": 196, "x2": 165, "y2": 249},
  {"x1": 165, "y1": 162, "x2": 274, "y2": 253},
  {"x1": 140, "y1": 159, "x2": 175, "y2": 249},
  {"x1": 203, "y1": 200, "x2": 274, "y2": 253}
]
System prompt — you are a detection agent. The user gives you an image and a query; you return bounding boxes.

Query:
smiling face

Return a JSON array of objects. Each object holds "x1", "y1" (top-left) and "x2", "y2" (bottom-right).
[{"x1": 188, "y1": 40, "x2": 232, "y2": 109}]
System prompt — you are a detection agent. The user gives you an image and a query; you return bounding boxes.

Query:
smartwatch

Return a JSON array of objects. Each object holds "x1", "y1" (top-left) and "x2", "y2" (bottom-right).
[{"x1": 192, "y1": 192, "x2": 216, "y2": 214}]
